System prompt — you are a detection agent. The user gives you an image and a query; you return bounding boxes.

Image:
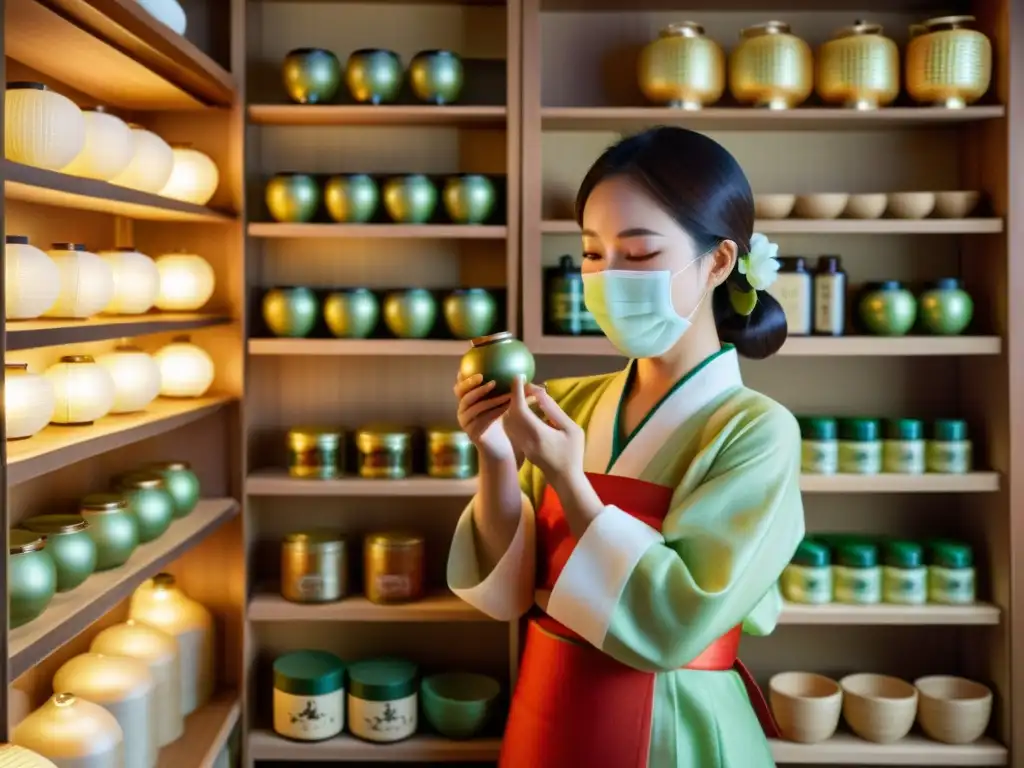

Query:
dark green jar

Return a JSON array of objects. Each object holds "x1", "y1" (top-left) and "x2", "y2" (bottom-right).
[
  {"x1": 282, "y1": 48, "x2": 342, "y2": 105},
  {"x1": 347, "y1": 658, "x2": 419, "y2": 743},
  {"x1": 458, "y1": 331, "x2": 535, "y2": 396},
  {"x1": 545, "y1": 255, "x2": 600, "y2": 336},
  {"x1": 80, "y1": 493, "x2": 139, "y2": 571},
  {"x1": 148, "y1": 461, "x2": 201, "y2": 518},
  {"x1": 8, "y1": 529, "x2": 57, "y2": 628},
  {"x1": 118, "y1": 472, "x2": 176, "y2": 543},
  {"x1": 21, "y1": 514, "x2": 96, "y2": 592}
]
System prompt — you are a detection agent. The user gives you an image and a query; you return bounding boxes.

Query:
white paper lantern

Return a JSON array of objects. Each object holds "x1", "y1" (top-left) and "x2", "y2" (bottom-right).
[
  {"x1": 61, "y1": 107, "x2": 134, "y2": 181},
  {"x1": 155, "y1": 252, "x2": 215, "y2": 311},
  {"x1": 159, "y1": 146, "x2": 219, "y2": 205},
  {"x1": 136, "y1": 0, "x2": 187, "y2": 35},
  {"x1": 44, "y1": 243, "x2": 115, "y2": 319},
  {"x1": 5, "y1": 363, "x2": 56, "y2": 440},
  {"x1": 109, "y1": 124, "x2": 173, "y2": 193},
  {"x1": 5, "y1": 235, "x2": 60, "y2": 320},
  {"x1": 154, "y1": 336, "x2": 214, "y2": 398},
  {"x1": 5, "y1": 82, "x2": 86, "y2": 171},
  {"x1": 98, "y1": 247, "x2": 160, "y2": 315},
  {"x1": 96, "y1": 345, "x2": 161, "y2": 414},
  {"x1": 45, "y1": 355, "x2": 116, "y2": 425}
]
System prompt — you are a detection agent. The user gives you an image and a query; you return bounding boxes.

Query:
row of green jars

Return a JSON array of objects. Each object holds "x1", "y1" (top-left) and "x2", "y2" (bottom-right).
[
  {"x1": 781, "y1": 535, "x2": 976, "y2": 607},
  {"x1": 9, "y1": 461, "x2": 200, "y2": 629},
  {"x1": 799, "y1": 416, "x2": 973, "y2": 475}
]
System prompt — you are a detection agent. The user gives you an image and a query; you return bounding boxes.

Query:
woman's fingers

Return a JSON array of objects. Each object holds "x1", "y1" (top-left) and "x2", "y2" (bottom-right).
[
  {"x1": 509, "y1": 374, "x2": 530, "y2": 414},
  {"x1": 459, "y1": 393, "x2": 511, "y2": 429},
  {"x1": 453, "y1": 373, "x2": 484, "y2": 398},
  {"x1": 531, "y1": 387, "x2": 576, "y2": 432},
  {"x1": 456, "y1": 379, "x2": 497, "y2": 411}
]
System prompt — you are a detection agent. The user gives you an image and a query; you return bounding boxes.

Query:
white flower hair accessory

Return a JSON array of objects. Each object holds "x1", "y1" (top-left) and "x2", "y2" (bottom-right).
[{"x1": 738, "y1": 233, "x2": 781, "y2": 291}]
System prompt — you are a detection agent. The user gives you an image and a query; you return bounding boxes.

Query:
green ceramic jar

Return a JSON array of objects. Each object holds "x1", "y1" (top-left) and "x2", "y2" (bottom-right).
[
  {"x1": 382, "y1": 175, "x2": 438, "y2": 224},
  {"x1": 858, "y1": 280, "x2": 917, "y2": 336},
  {"x1": 545, "y1": 255, "x2": 601, "y2": 336},
  {"x1": 265, "y1": 173, "x2": 320, "y2": 223},
  {"x1": 118, "y1": 472, "x2": 176, "y2": 543},
  {"x1": 443, "y1": 289, "x2": 496, "y2": 340},
  {"x1": 383, "y1": 289, "x2": 437, "y2": 339},
  {"x1": 833, "y1": 542, "x2": 882, "y2": 605},
  {"x1": 80, "y1": 494, "x2": 138, "y2": 571},
  {"x1": 919, "y1": 278, "x2": 974, "y2": 336},
  {"x1": 149, "y1": 461, "x2": 201, "y2": 518},
  {"x1": 442, "y1": 175, "x2": 495, "y2": 225},
  {"x1": 347, "y1": 658, "x2": 419, "y2": 743},
  {"x1": 799, "y1": 416, "x2": 838, "y2": 475},
  {"x1": 21, "y1": 514, "x2": 97, "y2": 593},
  {"x1": 838, "y1": 418, "x2": 882, "y2": 474},
  {"x1": 324, "y1": 174, "x2": 379, "y2": 224},
  {"x1": 345, "y1": 49, "x2": 403, "y2": 105},
  {"x1": 408, "y1": 50, "x2": 464, "y2": 105},
  {"x1": 324, "y1": 289, "x2": 379, "y2": 339},
  {"x1": 282, "y1": 48, "x2": 342, "y2": 105},
  {"x1": 882, "y1": 540, "x2": 927, "y2": 606},
  {"x1": 927, "y1": 419, "x2": 973, "y2": 474},
  {"x1": 272, "y1": 650, "x2": 346, "y2": 741},
  {"x1": 8, "y1": 529, "x2": 57, "y2": 628},
  {"x1": 458, "y1": 331, "x2": 536, "y2": 396},
  {"x1": 882, "y1": 418, "x2": 925, "y2": 474},
  {"x1": 928, "y1": 540, "x2": 976, "y2": 604},
  {"x1": 781, "y1": 539, "x2": 832, "y2": 605},
  {"x1": 421, "y1": 672, "x2": 500, "y2": 740},
  {"x1": 263, "y1": 286, "x2": 319, "y2": 338}
]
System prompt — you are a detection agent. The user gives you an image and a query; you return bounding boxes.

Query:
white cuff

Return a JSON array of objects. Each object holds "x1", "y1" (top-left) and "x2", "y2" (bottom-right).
[
  {"x1": 447, "y1": 493, "x2": 535, "y2": 621},
  {"x1": 546, "y1": 504, "x2": 662, "y2": 647}
]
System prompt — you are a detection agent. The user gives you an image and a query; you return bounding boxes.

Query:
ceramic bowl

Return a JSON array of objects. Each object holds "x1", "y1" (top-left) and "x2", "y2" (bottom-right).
[
  {"x1": 754, "y1": 194, "x2": 796, "y2": 220},
  {"x1": 844, "y1": 194, "x2": 888, "y2": 220},
  {"x1": 793, "y1": 194, "x2": 849, "y2": 220},
  {"x1": 886, "y1": 192, "x2": 936, "y2": 219},
  {"x1": 769, "y1": 671, "x2": 843, "y2": 744},
  {"x1": 421, "y1": 672, "x2": 501, "y2": 739},
  {"x1": 933, "y1": 191, "x2": 981, "y2": 219},
  {"x1": 915, "y1": 675, "x2": 993, "y2": 744},
  {"x1": 840, "y1": 673, "x2": 918, "y2": 743}
]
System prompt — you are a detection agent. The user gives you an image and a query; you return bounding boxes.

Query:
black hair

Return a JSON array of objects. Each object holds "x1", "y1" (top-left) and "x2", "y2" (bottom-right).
[{"x1": 575, "y1": 126, "x2": 787, "y2": 360}]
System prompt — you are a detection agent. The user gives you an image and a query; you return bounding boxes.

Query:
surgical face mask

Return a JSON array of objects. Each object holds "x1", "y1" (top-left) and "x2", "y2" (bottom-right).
[{"x1": 582, "y1": 257, "x2": 707, "y2": 359}]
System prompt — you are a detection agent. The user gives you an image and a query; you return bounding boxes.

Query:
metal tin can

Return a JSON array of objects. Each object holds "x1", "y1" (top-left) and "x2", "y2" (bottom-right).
[
  {"x1": 281, "y1": 532, "x2": 348, "y2": 603},
  {"x1": 355, "y1": 426, "x2": 412, "y2": 480},
  {"x1": 363, "y1": 531, "x2": 425, "y2": 604},
  {"x1": 426, "y1": 427, "x2": 477, "y2": 479},
  {"x1": 287, "y1": 427, "x2": 344, "y2": 479}
]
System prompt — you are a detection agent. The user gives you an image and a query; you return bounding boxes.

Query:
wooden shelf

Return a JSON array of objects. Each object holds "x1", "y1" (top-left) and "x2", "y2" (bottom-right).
[
  {"x1": 7, "y1": 395, "x2": 234, "y2": 486},
  {"x1": 247, "y1": 223, "x2": 507, "y2": 239},
  {"x1": 248, "y1": 104, "x2": 507, "y2": 127},
  {"x1": 246, "y1": 471, "x2": 476, "y2": 497},
  {"x1": 4, "y1": 161, "x2": 235, "y2": 222},
  {"x1": 249, "y1": 591, "x2": 490, "y2": 623},
  {"x1": 770, "y1": 733, "x2": 1007, "y2": 765},
  {"x1": 158, "y1": 690, "x2": 240, "y2": 768},
  {"x1": 10, "y1": 499, "x2": 239, "y2": 678},
  {"x1": 249, "y1": 731, "x2": 502, "y2": 762},
  {"x1": 779, "y1": 602, "x2": 1000, "y2": 626},
  {"x1": 540, "y1": 106, "x2": 1007, "y2": 132},
  {"x1": 800, "y1": 473, "x2": 1000, "y2": 493},
  {"x1": 6, "y1": 0, "x2": 235, "y2": 109},
  {"x1": 541, "y1": 219, "x2": 1004, "y2": 235},
  {"x1": 6, "y1": 314, "x2": 230, "y2": 351},
  {"x1": 248, "y1": 339, "x2": 469, "y2": 356}
]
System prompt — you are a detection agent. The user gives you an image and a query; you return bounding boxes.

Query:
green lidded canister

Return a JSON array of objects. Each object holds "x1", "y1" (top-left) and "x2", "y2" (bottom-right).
[
  {"x1": 927, "y1": 539, "x2": 976, "y2": 605},
  {"x1": 882, "y1": 539, "x2": 927, "y2": 605},
  {"x1": 347, "y1": 658, "x2": 419, "y2": 743},
  {"x1": 8, "y1": 529, "x2": 57, "y2": 629},
  {"x1": 272, "y1": 650, "x2": 346, "y2": 741},
  {"x1": 545, "y1": 255, "x2": 600, "y2": 336},
  {"x1": 838, "y1": 417, "x2": 882, "y2": 474},
  {"x1": 21, "y1": 514, "x2": 97, "y2": 592},
  {"x1": 798, "y1": 416, "x2": 838, "y2": 475}
]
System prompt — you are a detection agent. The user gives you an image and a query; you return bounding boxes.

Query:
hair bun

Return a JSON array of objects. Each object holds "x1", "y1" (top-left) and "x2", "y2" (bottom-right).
[{"x1": 712, "y1": 284, "x2": 788, "y2": 360}]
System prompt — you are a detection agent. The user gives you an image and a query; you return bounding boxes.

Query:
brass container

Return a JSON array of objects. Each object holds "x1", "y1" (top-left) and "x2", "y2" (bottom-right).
[
  {"x1": 458, "y1": 331, "x2": 536, "y2": 396},
  {"x1": 281, "y1": 532, "x2": 348, "y2": 603},
  {"x1": 282, "y1": 48, "x2": 342, "y2": 105},
  {"x1": 324, "y1": 288, "x2": 379, "y2": 339},
  {"x1": 265, "y1": 173, "x2": 320, "y2": 223},
  {"x1": 906, "y1": 16, "x2": 992, "y2": 109},
  {"x1": 287, "y1": 426, "x2": 343, "y2": 479},
  {"x1": 427, "y1": 427, "x2": 477, "y2": 479},
  {"x1": 345, "y1": 49, "x2": 403, "y2": 105},
  {"x1": 637, "y1": 22, "x2": 725, "y2": 109},
  {"x1": 363, "y1": 531, "x2": 425, "y2": 604},
  {"x1": 324, "y1": 174, "x2": 379, "y2": 224},
  {"x1": 263, "y1": 286, "x2": 319, "y2": 338},
  {"x1": 729, "y1": 21, "x2": 814, "y2": 110},
  {"x1": 442, "y1": 174, "x2": 496, "y2": 225},
  {"x1": 408, "y1": 50, "x2": 464, "y2": 105},
  {"x1": 383, "y1": 174, "x2": 438, "y2": 224},
  {"x1": 355, "y1": 425, "x2": 413, "y2": 480},
  {"x1": 443, "y1": 288, "x2": 497, "y2": 340},
  {"x1": 383, "y1": 288, "x2": 437, "y2": 339},
  {"x1": 816, "y1": 22, "x2": 899, "y2": 110}
]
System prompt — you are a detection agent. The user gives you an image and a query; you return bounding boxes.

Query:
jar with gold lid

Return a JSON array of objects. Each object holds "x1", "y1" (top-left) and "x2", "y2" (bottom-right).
[
  {"x1": 281, "y1": 532, "x2": 348, "y2": 603},
  {"x1": 0, "y1": 744, "x2": 59, "y2": 767},
  {"x1": 906, "y1": 15, "x2": 992, "y2": 109},
  {"x1": 79, "y1": 493, "x2": 138, "y2": 570},
  {"x1": 117, "y1": 471, "x2": 175, "y2": 543},
  {"x1": 364, "y1": 531, "x2": 425, "y2": 604},
  {"x1": 147, "y1": 460, "x2": 200, "y2": 518},
  {"x1": 9, "y1": 529, "x2": 57, "y2": 629},
  {"x1": 21, "y1": 514, "x2": 96, "y2": 592},
  {"x1": 356, "y1": 425, "x2": 413, "y2": 479},
  {"x1": 816, "y1": 22, "x2": 899, "y2": 109},
  {"x1": 638, "y1": 22, "x2": 725, "y2": 109},
  {"x1": 729, "y1": 21, "x2": 813, "y2": 110},
  {"x1": 287, "y1": 426, "x2": 343, "y2": 479},
  {"x1": 13, "y1": 693, "x2": 123, "y2": 767},
  {"x1": 426, "y1": 426, "x2": 477, "y2": 479}
]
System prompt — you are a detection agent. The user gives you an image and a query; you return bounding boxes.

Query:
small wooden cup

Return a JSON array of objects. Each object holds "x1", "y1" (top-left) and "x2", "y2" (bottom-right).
[
  {"x1": 840, "y1": 673, "x2": 917, "y2": 743},
  {"x1": 769, "y1": 671, "x2": 843, "y2": 744},
  {"x1": 915, "y1": 675, "x2": 993, "y2": 744}
]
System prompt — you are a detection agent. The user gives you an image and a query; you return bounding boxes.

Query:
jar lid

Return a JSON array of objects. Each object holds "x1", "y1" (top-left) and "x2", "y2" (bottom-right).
[
  {"x1": 151, "y1": 461, "x2": 192, "y2": 471},
  {"x1": 791, "y1": 539, "x2": 830, "y2": 567},
  {"x1": 9, "y1": 528, "x2": 46, "y2": 555},
  {"x1": 59, "y1": 354, "x2": 95, "y2": 364},
  {"x1": 924, "y1": 15, "x2": 976, "y2": 31},
  {"x1": 119, "y1": 471, "x2": 166, "y2": 490},
  {"x1": 929, "y1": 277, "x2": 962, "y2": 291},
  {"x1": 113, "y1": 344, "x2": 144, "y2": 353},
  {"x1": 834, "y1": 21, "x2": 884, "y2": 39},
  {"x1": 884, "y1": 418, "x2": 923, "y2": 441},
  {"x1": 287, "y1": 47, "x2": 336, "y2": 56},
  {"x1": 5, "y1": 362, "x2": 28, "y2": 373},
  {"x1": 449, "y1": 287, "x2": 490, "y2": 297},
  {"x1": 884, "y1": 540, "x2": 923, "y2": 568},
  {"x1": 777, "y1": 256, "x2": 806, "y2": 272},
  {"x1": 365, "y1": 531, "x2": 424, "y2": 548},
  {"x1": 932, "y1": 418, "x2": 968, "y2": 441},
  {"x1": 288, "y1": 427, "x2": 343, "y2": 447},
  {"x1": 798, "y1": 416, "x2": 837, "y2": 441},
  {"x1": 348, "y1": 658, "x2": 418, "y2": 701},
  {"x1": 284, "y1": 531, "x2": 346, "y2": 549},
  {"x1": 470, "y1": 331, "x2": 514, "y2": 348},
  {"x1": 273, "y1": 650, "x2": 346, "y2": 696},
  {"x1": 740, "y1": 21, "x2": 791, "y2": 39},
  {"x1": 661, "y1": 21, "x2": 704, "y2": 38},
  {"x1": 7, "y1": 81, "x2": 48, "y2": 91},
  {"x1": 427, "y1": 426, "x2": 472, "y2": 445},
  {"x1": 929, "y1": 540, "x2": 973, "y2": 569},
  {"x1": 356, "y1": 425, "x2": 412, "y2": 449},
  {"x1": 876, "y1": 279, "x2": 904, "y2": 291},
  {"x1": 816, "y1": 256, "x2": 842, "y2": 272},
  {"x1": 22, "y1": 514, "x2": 90, "y2": 535},
  {"x1": 50, "y1": 242, "x2": 87, "y2": 251},
  {"x1": 5, "y1": 235, "x2": 29, "y2": 245},
  {"x1": 836, "y1": 542, "x2": 878, "y2": 568},
  {"x1": 839, "y1": 417, "x2": 880, "y2": 442},
  {"x1": 81, "y1": 493, "x2": 128, "y2": 513},
  {"x1": 152, "y1": 572, "x2": 177, "y2": 587}
]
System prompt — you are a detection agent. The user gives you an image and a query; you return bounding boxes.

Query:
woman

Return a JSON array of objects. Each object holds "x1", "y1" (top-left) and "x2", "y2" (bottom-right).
[{"x1": 447, "y1": 127, "x2": 805, "y2": 767}]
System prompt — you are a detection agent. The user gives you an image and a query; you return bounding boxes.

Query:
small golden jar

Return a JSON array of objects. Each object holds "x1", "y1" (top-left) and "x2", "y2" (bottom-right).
[
  {"x1": 355, "y1": 425, "x2": 412, "y2": 480},
  {"x1": 287, "y1": 427, "x2": 343, "y2": 479},
  {"x1": 816, "y1": 22, "x2": 899, "y2": 110},
  {"x1": 906, "y1": 16, "x2": 992, "y2": 109},
  {"x1": 427, "y1": 426, "x2": 477, "y2": 479},
  {"x1": 637, "y1": 22, "x2": 725, "y2": 110},
  {"x1": 729, "y1": 21, "x2": 814, "y2": 110},
  {"x1": 281, "y1": 532, "x2": 348, "y2": 603},
  {"x1": 364, "y1": 531, "x2": 425, "y2": 604}
]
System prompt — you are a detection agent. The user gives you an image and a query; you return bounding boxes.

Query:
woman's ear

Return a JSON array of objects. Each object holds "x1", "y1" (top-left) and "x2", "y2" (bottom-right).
[{"x1": 707, "y1": 240, "x2": 738, "y2": 288}]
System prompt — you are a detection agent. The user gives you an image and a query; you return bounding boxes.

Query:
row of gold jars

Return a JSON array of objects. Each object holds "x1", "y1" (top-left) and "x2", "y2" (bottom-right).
[
  {"x1": 639, "y1": 17, "x2": 992, "y2": 111},
  {"x1": 281, "y1": 530, "x2": 425, "y2": 605},
  {"x1": 287, "y1": 425, "x2": 477, "y2": 481}
]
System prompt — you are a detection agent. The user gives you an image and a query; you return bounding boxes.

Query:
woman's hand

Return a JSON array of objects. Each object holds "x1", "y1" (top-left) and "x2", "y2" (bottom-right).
[
  {"x1": 503, "y1": 375, "x2": 585, "y2": 484},
  {"x1": 454, "y1": 373, "x2": 514, "y2": 462}
]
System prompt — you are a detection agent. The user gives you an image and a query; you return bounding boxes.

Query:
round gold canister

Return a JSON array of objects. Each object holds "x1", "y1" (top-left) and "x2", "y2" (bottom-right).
[
  {"x1": 281, "y1": 532, "x2": 348, "y2": 603},
  {"x1": 816, "y1": 22, "x2": 899, "y2": 109},
  {"x1": 426, "y1": 426, "x2": 477, "y2": 479},
  {"x1": 729, "y1": 21, "x2": 813, "y2": 110},
  {"x1": 355, "y1": 425, "x2": 413, "y2": 480},
  {"x1": 287, "y1": 426, "x2": 344, "y2": 479},
  {"x1": 906, "y1": 15, "x2": 992, "y2": 109},
  {"x1": 364, "y1": 531, "x2": 425, "y2": 604},
  {"x1": 637, "y1": 22, "x2": 725, "y2": 109}
]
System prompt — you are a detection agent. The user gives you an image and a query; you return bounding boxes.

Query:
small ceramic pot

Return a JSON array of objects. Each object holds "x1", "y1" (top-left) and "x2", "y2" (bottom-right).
[
  {"x1": 117, "y1": 472, "x2": 176, "y2": 543},
  {"x1": 383, "y1": 289, "x2": 437, "y2": 339},
  {"x1": 858, "y1": 281, "x2": 917, "y2": 336},
  {"x1": 324, "y1": 289, "x2": 380, "y2": 338},
  {"x1": 442, "y1": 175, "x2": 496, "y2": 225},
  {"x1": 421, "y1": 672, "x2": 500, "y2": 739},
  {"x1": 21, "y1": 514, "x2": 97, "y2": 592},
  {"x1": 282, "y1": 48, "x2": 342, "y2": 105},
  {"x1": 408, "y1": 50, "x2": 465, "y2": 105},
  {"x1": 919, "y1": 278, "x2": 974, "y2": 335},
  {"x1": 324, "y1": 174, "x2": 379, "y2": 223},
  {"x1": 149, "y1": 461, "x2": 201, "y2": 518},
  {"x1": 265, "y1": 173, "x2": 320, "y2": 223},
  {"x1": 345, "y1": 49, "x2": 403, "y2": 105},
  {"x1": 9, "y1": 529, "x2": 57, "y2": 628},
  {"x1": 458, "y1": 331, "x2": 535, "y2": 395},
  {"x1": 80, "y1": 494, "x2": 139, "y2": 571},
  {"x1": 443, "y1": 289, "x2": 496, "y2": 340},
  {"x1": 263, "y1": 286, "x2": 319, "y2": 338},
  {"x1": 383, "y1": 175, "x2": 438, "y2": 224}
]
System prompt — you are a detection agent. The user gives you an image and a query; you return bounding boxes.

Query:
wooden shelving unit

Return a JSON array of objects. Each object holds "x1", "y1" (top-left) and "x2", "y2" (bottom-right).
[
  {"x1": 249, "y1": 104, "x2": 508, "y2": 127},
  {"x1": 246, "y1": 470, "x2": 477, "y2": 497},
  {"x1": 247, "y1": 222, "x2": 507, "y2": 239},
  {"x1": 541, "y1": 218, "x2": 1005, "y2": 235},
  {"x1": 6, "y1": 314, "x2": 231, "y2": 351},
  {"x1": 249, "y1": 591, "x2": 491, "y2": 623},
  {"x1": 248, "y1": 338, "x2": 469, "y2": 356},
  {"x1": 248, "y1": 731, "x2": 504, "y2": 762},
  {"x1": 157, "y1": 691, "x2": 241, "y2": 768},
  {"x1": 769, "y1": 734, "x2": 1008, "y2": 766}
]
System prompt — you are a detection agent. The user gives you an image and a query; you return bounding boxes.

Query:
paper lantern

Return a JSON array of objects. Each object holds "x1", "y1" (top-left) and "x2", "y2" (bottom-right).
[
  {"x1": 5, "y1": 235, "x2": 60, "y2": 319},
  {"x1": 137, "y1": 0, "x2": 187, "y2": 35},
  {"x1": 44, "y1": 243, "x2": 115, "y2": 319},
  {"x1": 61, "y1": 107, "x2": 134, "y2": 181},
  {"x1": 98, "y1": 247, "x2": 159, "y2": 315},
  {"x1": 5, "y1": 82, "x2": 85, "y2": 170},
  {"x1": 96, "y1": 345, "x2": 161, "y2": 413},
  {"x1": 12, "y1": 694, "x2": 122, "y2": 768},
  {"x1": 109, "y1": 124, "x2": 173, "y2": 193},
  {"x1": 155, "y1": 252, "x2": 215, "y2": 311},
  {"x1": 0, "y1": 744, "x2": 59, "y2": 767},
  {"x1": 5, "y1": 363, "x2": 56, "y2": 440},
  {"x1": 44, "y1": 355, "x2": 115, "y2": 425},
  {"x1": 154, "y1": 336, "x2": 214, "y2": 398},
  {"x1": 159, "y1": 145, "x2": 219, "y2": 205}
]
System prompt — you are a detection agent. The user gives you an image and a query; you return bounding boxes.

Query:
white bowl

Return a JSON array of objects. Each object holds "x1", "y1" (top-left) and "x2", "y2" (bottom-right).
[
  {"x1": 755, "y1": 194, "x2": 796, "y2": 219},
  {"x1": 844, "y1": 194, "x2": 887, "y2": 219},
  {"x1": 793, "y1": 194, "x2": 849, "y2": 220},
  {"x1": 887, "y1": 192, "x2": 936, "y2": 219},
  {"x1": 933, "y1": 191, "x2": 980, "y2": 218}
]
